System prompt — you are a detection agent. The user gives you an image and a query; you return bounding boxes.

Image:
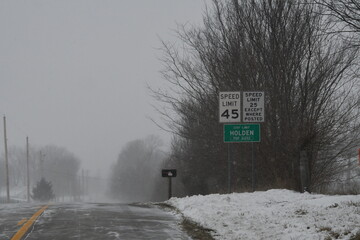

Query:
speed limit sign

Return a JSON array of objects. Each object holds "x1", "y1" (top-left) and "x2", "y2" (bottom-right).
[{"x1": 219, "y1": 91, "x2": 241, "y2": 123}]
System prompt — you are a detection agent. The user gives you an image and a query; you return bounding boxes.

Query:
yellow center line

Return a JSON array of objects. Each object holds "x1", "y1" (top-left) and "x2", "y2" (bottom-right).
[
  {"x1": 17, "y1": 218, "x2": 27, "y2": 226},
  {"x1": 11, "y1": 205, "x2": 48, "y2": 240}
]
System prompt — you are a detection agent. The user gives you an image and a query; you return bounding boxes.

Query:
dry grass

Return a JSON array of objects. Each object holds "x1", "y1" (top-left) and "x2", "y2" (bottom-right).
[{"x1": 350, "y1": 231, "x2": 360, "y2": 240}]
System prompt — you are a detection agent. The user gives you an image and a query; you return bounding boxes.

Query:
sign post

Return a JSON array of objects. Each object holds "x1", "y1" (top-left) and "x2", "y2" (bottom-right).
[
  {"x1": 162, "y1": 169, "x2": 177, "y2": 199},
  {"x1": 242, "y1": 91, "x2": 264, "y2": 191},
  {"x1": 220, "y1": 91, "x2": 264, "y2": 194},
  {"x1": 219, "y1": 91, "x2": 241, "y2": 193}
]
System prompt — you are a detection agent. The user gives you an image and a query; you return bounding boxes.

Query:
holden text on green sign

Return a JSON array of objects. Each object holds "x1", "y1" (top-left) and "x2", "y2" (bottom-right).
[{"x1": 224, "y1": 124, "x2": 260, "y2": 142}]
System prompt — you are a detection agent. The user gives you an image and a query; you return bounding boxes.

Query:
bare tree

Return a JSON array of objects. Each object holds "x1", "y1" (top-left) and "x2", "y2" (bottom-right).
[
  {"x1": 153, "y1": 0, "x2": 360, "y2": 194},
  {"x1": 39, "y1": 145, "x2": 81, "y2": 201},
  {"x1": 0, "y1": 145, "x2": 81, "y2": 201},
  {"x1": 316, "y1": 0, "x2": 360, "y2": 42}
]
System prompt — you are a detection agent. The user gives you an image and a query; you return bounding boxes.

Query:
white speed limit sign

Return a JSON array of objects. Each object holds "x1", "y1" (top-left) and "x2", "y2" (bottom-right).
[{"x1": 219, "y1": 91, "x2": 241, "y2": 123}]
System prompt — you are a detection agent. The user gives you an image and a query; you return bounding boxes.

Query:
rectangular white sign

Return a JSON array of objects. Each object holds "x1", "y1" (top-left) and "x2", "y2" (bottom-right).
[
  {"x1": 219, "y1": 91, "x2": 241, "y2": 123},
  {"x1": 243, "y1": 91, "x2": 265, "y2": 122}
]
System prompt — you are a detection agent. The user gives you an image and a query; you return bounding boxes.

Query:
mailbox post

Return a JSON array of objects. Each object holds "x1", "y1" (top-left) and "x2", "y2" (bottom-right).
[{"x1": 162, "y1": 169, "x2": 177, "y2": 199}]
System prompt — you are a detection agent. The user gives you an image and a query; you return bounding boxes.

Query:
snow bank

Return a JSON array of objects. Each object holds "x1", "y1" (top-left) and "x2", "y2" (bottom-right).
[{"x1": 167, "y1": 189, "x2": 360, "y2": 240}]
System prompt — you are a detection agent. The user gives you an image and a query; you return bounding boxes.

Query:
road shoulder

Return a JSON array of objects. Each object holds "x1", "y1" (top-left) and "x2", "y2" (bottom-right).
[{"x1": 154, "y1": 203, "x2": 216, "y2": 240}]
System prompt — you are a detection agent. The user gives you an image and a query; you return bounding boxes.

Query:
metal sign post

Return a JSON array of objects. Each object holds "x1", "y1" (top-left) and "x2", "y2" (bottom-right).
[
  {"x1": 227, "y1": 144, "x2": 232, "y2": 193},
  {"x1": 220, "y1": 91, "x2": 264, "y2": 193},
  {"x1": 243, "y1": 91, "x2": 264, "y2": 192},
  {"x1": 219, "y1": 91, "x2": 241, "y2": 193}
]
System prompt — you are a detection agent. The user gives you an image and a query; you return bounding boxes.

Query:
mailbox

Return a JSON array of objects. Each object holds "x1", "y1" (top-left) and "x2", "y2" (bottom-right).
[{"x1": 162, "y1": 169, "x2": 177, "y2": 178}]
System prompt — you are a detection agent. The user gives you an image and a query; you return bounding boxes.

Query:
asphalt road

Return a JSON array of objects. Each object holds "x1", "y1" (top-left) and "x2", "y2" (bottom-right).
[{"x1": 0, "y1": 202, "x2": 192, "y2": 240}]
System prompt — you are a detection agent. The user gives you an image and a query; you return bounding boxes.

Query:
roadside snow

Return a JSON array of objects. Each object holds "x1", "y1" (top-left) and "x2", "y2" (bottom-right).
[{"x1": 167, "y1": 189, "x2": 360, "y2": 240}]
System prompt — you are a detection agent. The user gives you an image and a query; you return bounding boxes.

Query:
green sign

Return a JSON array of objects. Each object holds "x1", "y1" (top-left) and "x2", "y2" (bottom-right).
[{"x1": 224, "y1": 124, "x2": 260, "y2": 142}]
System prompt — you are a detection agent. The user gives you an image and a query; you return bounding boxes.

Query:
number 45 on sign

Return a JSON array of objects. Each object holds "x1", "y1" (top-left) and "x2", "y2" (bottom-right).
[{"x1": 219, "y1": 91, "x2": 241, "y2": 123}]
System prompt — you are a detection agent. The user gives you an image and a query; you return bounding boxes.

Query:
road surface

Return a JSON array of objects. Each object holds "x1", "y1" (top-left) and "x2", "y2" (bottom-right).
[{"x1": 0, "y1": 202, "x2": 192, "y2": 240}]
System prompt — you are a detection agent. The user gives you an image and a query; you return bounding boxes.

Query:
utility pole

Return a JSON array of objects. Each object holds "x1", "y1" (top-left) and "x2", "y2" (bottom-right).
[
  {"x1": 86, "y1": 170, "x2": 89, "y2": 197},
  {"x1": 39, "y1": 151, "x2": 44, "y2": 179},
  {"x1": 82, "y1": 169, "x2": 85, "y2": 199},
  {"x1": 3, "y1": 116, "x2": 10, "y2": 203},
  {"x1": 26, "y1": 137, "x2": 30, "y2": 202}
]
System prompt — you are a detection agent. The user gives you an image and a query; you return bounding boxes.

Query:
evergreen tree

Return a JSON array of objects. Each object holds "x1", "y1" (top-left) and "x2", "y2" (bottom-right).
[{"x1": 32, "y1": 177, "x2": 55, "y2": 202}]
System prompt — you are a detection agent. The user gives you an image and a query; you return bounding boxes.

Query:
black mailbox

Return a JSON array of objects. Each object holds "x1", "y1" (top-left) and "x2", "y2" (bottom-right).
[{"x1": 162, "y1": 169, "x2": 177, "y2": 177}]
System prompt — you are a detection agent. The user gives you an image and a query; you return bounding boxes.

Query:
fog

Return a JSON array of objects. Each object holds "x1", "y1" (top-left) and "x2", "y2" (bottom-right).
[
  {"x1": 108, "y1": 135, "x2": 168, "y2": 203},
  {"x1": 0, "y1": 1, "x2": 205, "y2": 202}
]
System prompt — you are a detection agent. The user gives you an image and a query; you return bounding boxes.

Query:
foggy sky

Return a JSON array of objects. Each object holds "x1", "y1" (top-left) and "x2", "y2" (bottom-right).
[{"x1": 0, "y1": 1, "x2": 205, "y2": 176}]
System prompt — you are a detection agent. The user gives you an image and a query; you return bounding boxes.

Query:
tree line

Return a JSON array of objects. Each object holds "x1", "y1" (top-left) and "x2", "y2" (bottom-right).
[
  {"x1": 0, "y1": 145, "x2": 81, "y2": 201},
  {"x1": 107, "y1": 0, "x2": 360, "y2": 201},
  {"x1": 152, "y1": 0, "x2": 360, "y2": 195}
]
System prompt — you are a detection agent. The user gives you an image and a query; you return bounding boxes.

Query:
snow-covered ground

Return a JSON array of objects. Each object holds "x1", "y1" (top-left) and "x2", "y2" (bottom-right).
[{"x1": 167, "y1": 189, "x2": 360, "y2": 240}]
